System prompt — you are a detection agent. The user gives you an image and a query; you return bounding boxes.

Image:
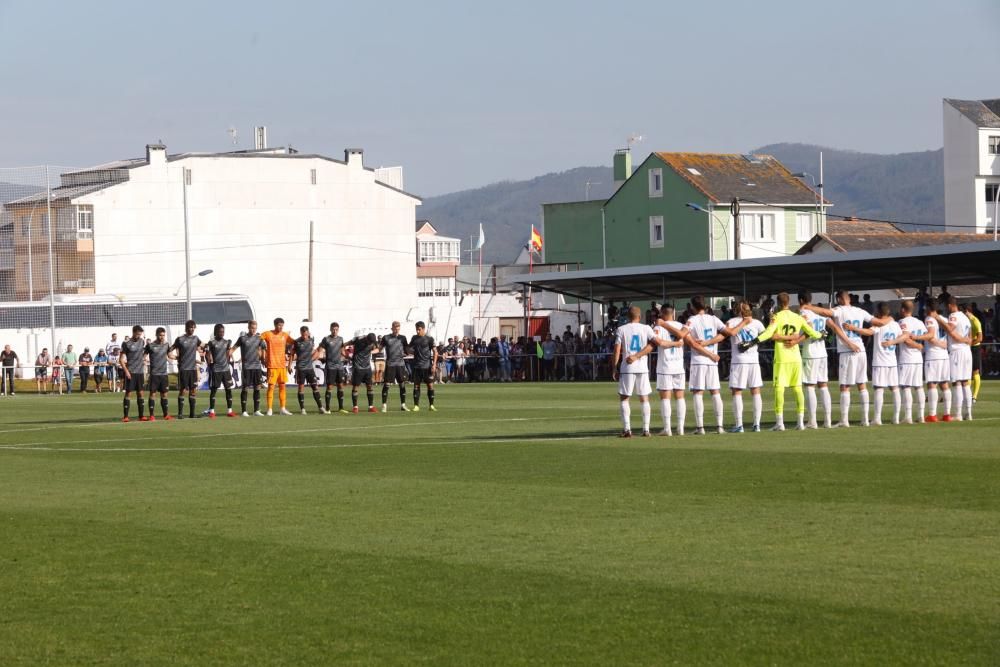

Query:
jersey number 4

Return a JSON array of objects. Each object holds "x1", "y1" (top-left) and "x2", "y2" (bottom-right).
[{"x1": 629, "y1": 335, "x2": 642, "y2": 353}]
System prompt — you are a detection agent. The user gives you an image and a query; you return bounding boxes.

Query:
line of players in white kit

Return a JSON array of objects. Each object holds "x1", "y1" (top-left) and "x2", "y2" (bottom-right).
[{"x1": 611, "y1": 291, "x2": 976, "y2": 437}]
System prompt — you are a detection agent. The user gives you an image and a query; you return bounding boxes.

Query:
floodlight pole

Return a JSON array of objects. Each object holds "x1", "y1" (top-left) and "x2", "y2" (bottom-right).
[
  {"x1": 46, "y1": 166, "x2": 56, "y2": 358},
  {"x1": 182, "y1": 167, "x2": 193, "y2": 321}
]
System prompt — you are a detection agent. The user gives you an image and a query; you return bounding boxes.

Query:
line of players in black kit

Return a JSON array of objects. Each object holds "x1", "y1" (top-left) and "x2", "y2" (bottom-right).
[{"x1": 116, "y1": 318, "x2": 439, "y2": 422}]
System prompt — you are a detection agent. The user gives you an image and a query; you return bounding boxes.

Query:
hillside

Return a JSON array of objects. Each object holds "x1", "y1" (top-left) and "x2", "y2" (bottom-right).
[{"x1": 417, "y1": 144, "x2": 945, "y2": 261}]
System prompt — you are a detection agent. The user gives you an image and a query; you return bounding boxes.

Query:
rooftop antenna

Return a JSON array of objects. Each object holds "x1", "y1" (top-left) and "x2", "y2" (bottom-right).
[
  {"x1": 627, "y1": 133, "x2": 644, "y2": 149},
  {"x1": 227, "y1": 127, "x2": 239, "y2": 145}
]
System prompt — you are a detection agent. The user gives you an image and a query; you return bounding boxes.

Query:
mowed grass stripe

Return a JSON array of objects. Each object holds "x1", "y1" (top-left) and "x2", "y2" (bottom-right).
[{"x1": 3, "y1": 514, "x2": 996, "y2": 666}]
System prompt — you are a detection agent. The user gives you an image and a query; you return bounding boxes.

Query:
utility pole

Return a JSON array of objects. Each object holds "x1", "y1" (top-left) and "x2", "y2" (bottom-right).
[
  {"x1": 307, "y1": 220, "x2": 314, "y2": 321},
  {"x1": 730, "y1": 197, "x2": 741, "y2": 260},
  {"x1": 182, "y1": 167, "x2": 193, "y2": 321}
]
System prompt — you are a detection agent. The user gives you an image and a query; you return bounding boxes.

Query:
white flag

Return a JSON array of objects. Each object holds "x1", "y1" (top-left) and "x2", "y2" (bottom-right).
[{"x1": 475, "y1": 223, "x2": 485, "y2": 250}]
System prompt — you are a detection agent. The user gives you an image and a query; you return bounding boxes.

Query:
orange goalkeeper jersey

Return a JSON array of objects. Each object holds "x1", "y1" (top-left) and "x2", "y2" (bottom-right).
[{"x1": 261, "y1": 330, "x2": 294, "y2": 369}]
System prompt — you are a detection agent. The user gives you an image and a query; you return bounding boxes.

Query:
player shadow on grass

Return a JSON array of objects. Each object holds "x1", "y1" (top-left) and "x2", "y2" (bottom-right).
[
  {"x1": 466, "y1": 430, "x2": 611, "y2": 442},
  {"x1": 5, "y1": 416, "x2": 125, "y2": 426}
]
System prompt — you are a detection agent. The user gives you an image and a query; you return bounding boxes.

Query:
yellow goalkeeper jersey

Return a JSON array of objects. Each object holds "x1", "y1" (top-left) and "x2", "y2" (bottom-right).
[{"x1": 758, "y1": 309, "x2": 822, "y2": 364}]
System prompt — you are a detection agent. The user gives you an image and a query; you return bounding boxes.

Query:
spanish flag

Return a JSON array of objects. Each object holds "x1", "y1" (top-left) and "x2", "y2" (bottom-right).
[{"x1": 530, "y1": 225, "x2": 543, "y2": 253}]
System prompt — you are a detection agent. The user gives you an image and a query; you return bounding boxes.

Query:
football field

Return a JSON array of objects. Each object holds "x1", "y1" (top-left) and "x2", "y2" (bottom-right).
[{"x1": 1, "y1": 382, "x2": 998, "y2": 665}]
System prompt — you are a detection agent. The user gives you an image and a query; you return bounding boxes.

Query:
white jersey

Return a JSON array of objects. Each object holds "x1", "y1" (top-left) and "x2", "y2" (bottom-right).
[
  {"x1": 616, "y1": 322, "x2": 656, "y2": 374},
  {"x1": 924, "y1": 316, "x2": 949, "y2": 361},
  {"x1": 897, "y1": 316, "x2": 925, "y2": 365},
  {"x1": 684, "y1": 313, "x2": 726, "y2": 366},
  {"x1": 728, "y1": 317, "x2": 765, "y2": 365},
  {"x1": 871, "y1": 321, "x2": 902, "y2": 368},
  {"x1": 832, "y1": 305, "x2": 872, "y2": 354},
  {"x1": 800, "y1": 311, "x2": 829, "y2": 360},
  {"x1": 945, "y1": 311, "x2": 972, "y2": 353},
  {"x1": 654, "y1": 321, "x2": 685, "y2": 375}
]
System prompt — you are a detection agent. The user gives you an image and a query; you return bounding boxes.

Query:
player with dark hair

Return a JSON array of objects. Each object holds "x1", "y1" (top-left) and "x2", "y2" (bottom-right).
[
  {"x1": 145, "y1": 327, "x2": 172, "y2": 421},
  {"x1": 315, "y1": 322, "x2": 348, "y2": 414},
  {"x1": 349, "y1": 331, "x2": 379, "y2": 413},
  {"x1": 119, "y1": 325, "x2": 147, "y2": 422},
  {"x1": 844, "y1": 302, "x2": 910, "y2": 425},
  {"x1": 933, "y1": 295, "x2": 974, "y2": 421},
  {"x1": 232, "y1": 320, "x2": 266, "y2": 416},
  {"x1": 169, "y1": 319, "x2": 203, "y2": 419},
  {"x1": 380, "y1": 320, "x2": 410, "y2": 412},
  {"x1": 409, "y1": 321, "x2": 438, "y2": 412},
  {"x1": 261, "y1": 317, "x2": 294, "y2": 416},
  {"x1": 205, "y1": 323, "x2": 236, "y2": 418},
  {"x1": 293, "y1": 325, "x2": 324, "y2": 414}
]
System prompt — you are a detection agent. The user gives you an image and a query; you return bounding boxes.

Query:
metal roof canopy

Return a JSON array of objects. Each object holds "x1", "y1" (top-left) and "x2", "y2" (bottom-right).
[{"x1": 519, "y1": 241, "x2": 1000, "y2": 303}]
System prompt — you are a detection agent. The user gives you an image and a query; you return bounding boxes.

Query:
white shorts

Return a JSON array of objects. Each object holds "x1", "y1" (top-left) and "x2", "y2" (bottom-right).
[
  {"x1": 872, "y1": 366, "x2": 899, "y2": 388},
  {"x1": 728, "y1": 364, "x2": 762, "y2": 390},
  {"x1": 618, "y1": 372, "x2": 651, "y2": 397},
  {"x1": 838, "y1": 352, "x2": 868, "y2": 386},
  {"x1": 689, "y1": 364, "x2": 721, "y2": 391},
  {"x1": 801, "y1": 356, "x2": 828, "y2": 385},
  {"x1": 656, "y1": 373, "x2": 686, "y2": 392},
  {"x1": 898, "y1": 363, "x2": 923, "y2": 388},
  {"x1": 949, "y1": 349, "x2": 973, "y2": 383},
  {"x1": 924, "y1": 358, "x2": 949, "y2": 384}
]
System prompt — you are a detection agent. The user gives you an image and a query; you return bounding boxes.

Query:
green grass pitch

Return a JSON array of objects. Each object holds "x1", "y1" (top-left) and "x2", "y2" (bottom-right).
[{"x1": 0, "y1": 382, "x2": 998, "y2": 665}]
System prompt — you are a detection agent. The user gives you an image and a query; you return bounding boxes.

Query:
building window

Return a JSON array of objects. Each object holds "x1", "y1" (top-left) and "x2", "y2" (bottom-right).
[
  {"x1": 649, "y1": 216, "x2": 664, "y2": 248},
  {"x1": 987, "y1": 183, "x2": 1000, "y2": 203},
  {"x1": 739, "y1": 213, "x2": 776, "y2": 242},
  {"x1": 648, "y1": 168, "x2": 663, "y2": 197},
  {"x1": 419, "y1": 240, "x2": 460, "y2": 263},
  {"x1": 184, "y1": 168, "x2": 192, "y2": 186},
  {"x1": 310, "y1": 168, "x2": 317, "y2": 185},
  {"x1": 77, "y1": 206, "x2": 94, "y2": 240},
  {"x1": 795, "y1": 213, "x2": 814, "y2": 241},
  {"x1": 990, "y1": 136, "x2": 1000, "y2": 155},
  {"x1": 418, "y1": 277, "x2": 455, "y2": 297}
]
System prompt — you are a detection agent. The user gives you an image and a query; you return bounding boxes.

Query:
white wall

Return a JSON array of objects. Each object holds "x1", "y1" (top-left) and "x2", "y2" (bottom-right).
[
  {"x1": 77, "y1": 152, "x2": 419, "y2": 337},
  {"x1": 944, "y1": 102, "x2": 981, "y2": 232}
]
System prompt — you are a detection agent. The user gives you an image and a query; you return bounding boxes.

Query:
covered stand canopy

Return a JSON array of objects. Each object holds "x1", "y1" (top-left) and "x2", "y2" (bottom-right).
[{"x1": 519, "y1": 241, "x2": 1000, "y2": 302}]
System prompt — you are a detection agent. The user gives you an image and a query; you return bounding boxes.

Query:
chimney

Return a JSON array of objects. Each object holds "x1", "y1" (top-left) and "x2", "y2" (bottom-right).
[
  {"x1": 146, "y1": 143, "x2": 166, "y2": 165},
  {"x1": 345, "y1": 148, "x2": 364, "y2": 168},
  {"x1": 613, "y1": 148, "x2": 632, "y2": 190},
  {"x1": 253, "y1": 126, "x2": 268, "y2": 150}
]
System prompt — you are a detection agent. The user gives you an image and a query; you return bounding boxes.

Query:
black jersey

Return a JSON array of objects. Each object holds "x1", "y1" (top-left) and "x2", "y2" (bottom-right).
[
  {"x1": 293, "y1": 337, "x2": 315, "y2": 371},
  {"x1": 171, "y1": 334, "x2": 203, "y2": 371},
  {"x1": 145, "y1": 341, "x2": 171, "y2": 375},
  {"x1": 121, "y1": 337, "x2": 147, "y2": 375},
  {"x1": 380, "y1": 334, "x2": 408, "y2": 367},
  {"x1": 318, "y1": 335, "x2": 345, "y2": 368},
  {"x1": 350, "y1": 335, "x2": 377, "y2": 371},
  {"x1": 234, "y1": 333, "x2": 265, "y2": 371},
  {"x1": 409, "y1": 334, "x2": 435, "y2": 369},
  {"x1": 206, "y1": 338, "x2": 232, "y2": 373}
]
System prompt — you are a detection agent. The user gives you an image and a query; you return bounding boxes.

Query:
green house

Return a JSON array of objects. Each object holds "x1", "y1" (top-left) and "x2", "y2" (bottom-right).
[{"x1": 542, "y1": 150, "x2": 828, "y2": 270}]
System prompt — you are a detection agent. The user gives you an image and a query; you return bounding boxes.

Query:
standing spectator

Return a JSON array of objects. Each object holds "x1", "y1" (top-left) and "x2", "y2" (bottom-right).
[
  {"x1": 860, "y1": 294, "x2": 875, "y2": 315},
  {"x1": 1, "y1": 345, "x2": 19, "y2": 395},
  {"x1": 541, "y1": 333, "x2": 557, "y2": 381},
  {"x1": 915, "y1": 289, "x2": 929, "y2": 320},
  {"x1": 562, "y1": 332, "x2": 577, "y2": 380},
  {"x1": 497, "y1": 334, "x2": 512, "y2": 382},
  {"x1": 52, "y1": 355, "x2": 65, "y2": 394},
  {"x1": 78, "y1": 348, "x2": 93, "y2": 393},
  {"x1": 486, "y1": 337, "x2": 500, "y2": 381},
  {"x1": 62, "y1": 345, "x2": 78, "y2": 394},
  {"x1": 106, "y1": 341, "x2": 121, "y2": 392},
  {"x1": 454, "y1": 341, "x2": 466, "y2": 382},
  {"x1": 35, "y1": 348, "x2": 51, "y2": 394},
  {"x1": 93, "y1": 349, "x2": 108, "y2": 393}
]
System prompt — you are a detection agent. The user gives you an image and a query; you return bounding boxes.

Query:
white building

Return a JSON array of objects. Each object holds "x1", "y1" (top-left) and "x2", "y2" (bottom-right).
[
  {"x1": 943, "y1": 98, "x2": 1000, "y2": 233},
  {"x1": 5, "y1": 144, "x2": 421, "y2": 335}
]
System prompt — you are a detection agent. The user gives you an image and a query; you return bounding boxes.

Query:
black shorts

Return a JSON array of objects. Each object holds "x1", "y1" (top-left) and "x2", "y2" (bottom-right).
[
  {"x1": 35, "y1": 367, "x2": 48, "y2": 378},
  {"x1": 411, "y1": 367, "x2": 433, "y2": 385},
  {"x1": 242, "y1": 368, "x2": 263, "y2": 388},
  {"x1": 125, "y1": 373, "x2": 146, "y2": 392},
  {"x1": 178, "y1": 369, "x2": 199, "y2": 391},
  {"x1": 351, "y1": 368, "x2": 373, "y2": 386},
  {"x1": 384, "y1": 365, "x2": 407, "y2": 384},
  {"x1": 972, "y1": 347, "x2": 982, "y2": 373},
  {"x1": 297, "y1": 368, "x2": 318, "y2": 386},
  {"x1": 148, "y1": 374, "x2": 169, "y2": 394},
  {"x1": 210, "y1": 370, "x2": 233, "y2": 390},
  {"x1": 325, "y1": 366, "x2": 348, "y2": 386}
]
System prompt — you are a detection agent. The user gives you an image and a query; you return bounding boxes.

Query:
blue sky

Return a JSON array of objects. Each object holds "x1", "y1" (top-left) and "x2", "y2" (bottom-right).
[{"x1": 0, "y1": 0, "x2": 997, "y2": 195}]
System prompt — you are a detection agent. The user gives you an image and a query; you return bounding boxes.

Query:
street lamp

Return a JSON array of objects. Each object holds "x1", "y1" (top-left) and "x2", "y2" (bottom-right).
[
  {"x1": 174, "y1": 268, "x2": 214, "y2": 297},
  {"x1": 686, "y1": 202, "x2": 732, "y2": 260}
]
